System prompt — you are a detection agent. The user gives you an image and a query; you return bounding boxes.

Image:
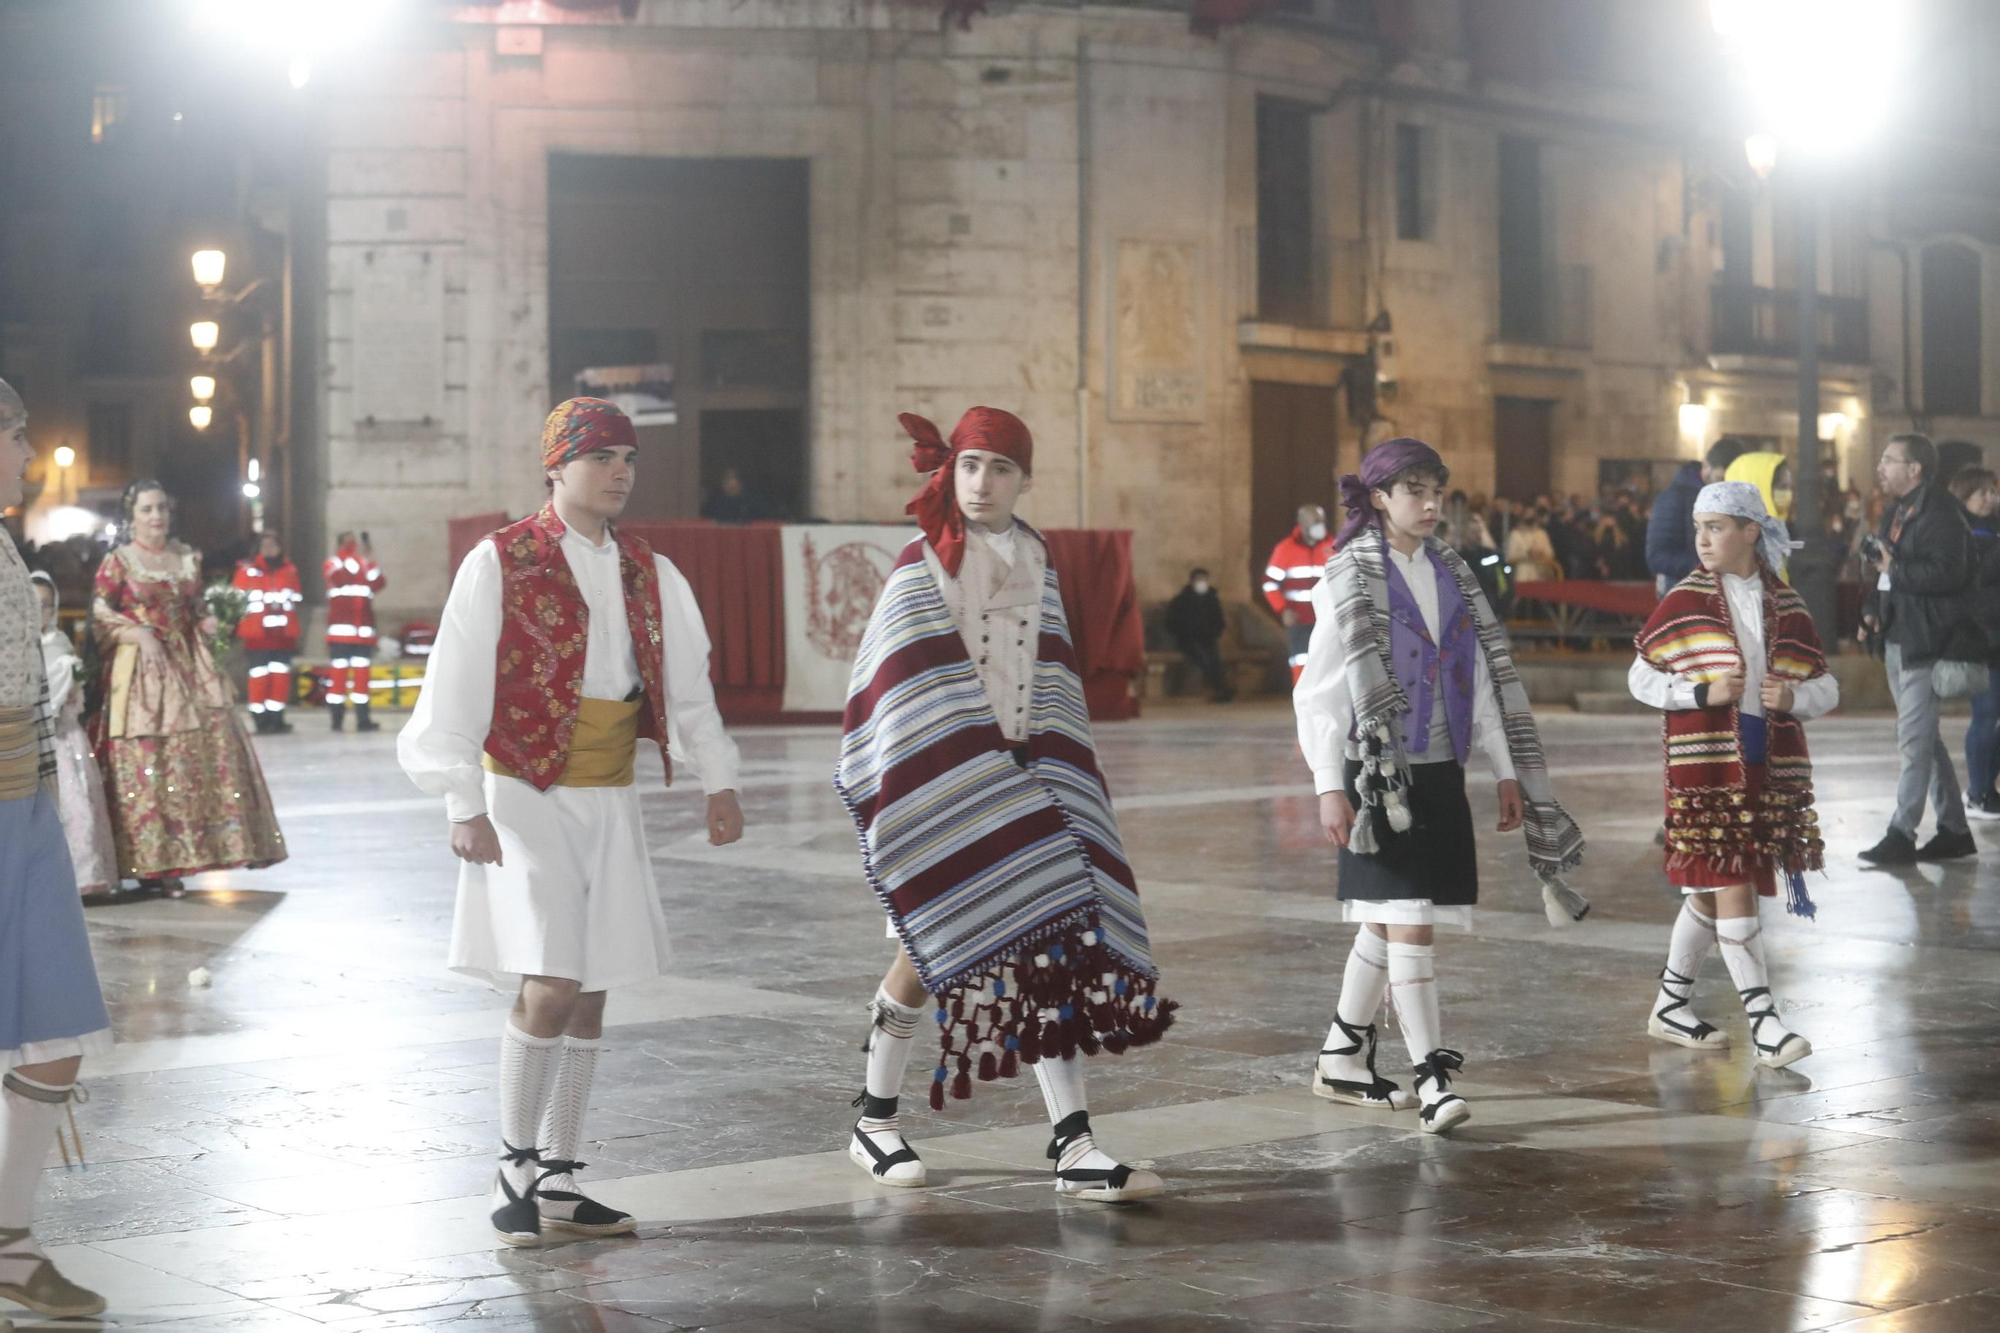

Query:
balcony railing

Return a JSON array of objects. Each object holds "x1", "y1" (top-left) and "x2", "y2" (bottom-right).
[{"x1": 1710, "y1": 284, "x2": 1868, "y2": 364}]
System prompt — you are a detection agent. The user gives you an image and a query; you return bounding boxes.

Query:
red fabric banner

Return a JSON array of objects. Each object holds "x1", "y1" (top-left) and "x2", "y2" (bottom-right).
[
  {"x1": 444, "y1": 516, "x2": 1143, "y2": 723},
  {"x1": 1512, "y1": 580, "x2": 1660, "y2": 619}
]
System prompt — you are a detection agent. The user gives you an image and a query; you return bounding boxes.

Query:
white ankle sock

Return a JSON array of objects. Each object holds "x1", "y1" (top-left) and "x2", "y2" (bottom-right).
[
  {"x1": 0, "y1": 1073, "x2": 71, "y2": 1285},
  {"x1": 864, "y1": 986, "x2": 924, "y2": 1101},
  {"x1": 498, "y1": 1022, "x2": 560, "y2": 1192},
  {"x1": 535, "y1": 1035, "x2": 601, "y2": 1197},
  {"x1": 1657, "y1": 900, "x2": 1718, "y2": 1011},
  {"x1": 1322, "y1": 929, "x2": 1390, "y2": 1075},
  {"x1": 1387, "y1": 942, "x2": 1442, "y2": 1071}
]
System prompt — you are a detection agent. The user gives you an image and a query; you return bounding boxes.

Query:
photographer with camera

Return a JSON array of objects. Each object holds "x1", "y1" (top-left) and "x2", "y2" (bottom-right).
[{"x1": 1858, "y1": 434, "x2": 1980, "y2": 865}]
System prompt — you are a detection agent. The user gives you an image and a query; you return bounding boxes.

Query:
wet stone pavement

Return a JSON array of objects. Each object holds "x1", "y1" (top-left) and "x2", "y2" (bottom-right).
[{"x1": 16, "y1": 702, "x2": 2000, "y2": 1331}]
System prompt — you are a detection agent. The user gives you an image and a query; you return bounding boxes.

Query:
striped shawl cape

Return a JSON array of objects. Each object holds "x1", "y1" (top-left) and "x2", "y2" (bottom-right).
[
  {"x1": 835, "y1": 534, "x2": 1174, "y2": 1108},
  {"x1": 1634, "y1": 569, "x2": 1828, "y2": 895}
]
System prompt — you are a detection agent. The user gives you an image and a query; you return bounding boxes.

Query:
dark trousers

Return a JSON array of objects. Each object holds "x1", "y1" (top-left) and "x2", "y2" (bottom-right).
[{"x1": 1175, "y1": 638, "x2": 1229, "y2": 697}]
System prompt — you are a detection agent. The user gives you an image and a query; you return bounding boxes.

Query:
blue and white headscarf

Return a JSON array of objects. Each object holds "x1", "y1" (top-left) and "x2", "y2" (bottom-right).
[{"x1": 1693, "y1": 480, "x2": 1798, "y2": 573}]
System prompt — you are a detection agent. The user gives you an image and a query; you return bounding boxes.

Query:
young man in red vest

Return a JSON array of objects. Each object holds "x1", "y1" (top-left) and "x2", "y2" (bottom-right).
[
  {"x1": 324, "y1": 531, "x2": 385, "y2": 731},
  {"x1": 232, "y1": 530, "x2": 303, "y2": 734},
  {"x1": 399, "y1": 398, "x2": 746, "y2": 1246},
  {"x1": 1629, "y1": 481, "x2": 1836, "y2": 1069}
]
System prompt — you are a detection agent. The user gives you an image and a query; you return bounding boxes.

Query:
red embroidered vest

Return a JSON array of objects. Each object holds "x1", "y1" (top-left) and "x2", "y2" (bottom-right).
[
  {"x1": 485, "y1": 503, "x2": 671, "y2": 791},
  {"x1": 1634, "y1": 570, "x2": 1827, "y2": 878}
]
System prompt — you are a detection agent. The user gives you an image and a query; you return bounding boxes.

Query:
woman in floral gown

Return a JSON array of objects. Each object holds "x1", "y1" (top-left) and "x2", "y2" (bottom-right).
[{"x1": 90, "y1": 480, "x2": 286, "y2": 882}]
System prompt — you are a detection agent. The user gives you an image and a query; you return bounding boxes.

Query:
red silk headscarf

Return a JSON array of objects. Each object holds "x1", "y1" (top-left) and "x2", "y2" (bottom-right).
[
  {"x1": 542, "y1": 397, "x2": 638, "y2": 471},
  {"x1": 899, "y1": 406, "x2": 1033, "y2": 577}
]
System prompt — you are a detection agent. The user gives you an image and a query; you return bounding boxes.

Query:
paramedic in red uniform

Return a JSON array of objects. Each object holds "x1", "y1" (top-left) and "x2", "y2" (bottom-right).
[
  {"x1": 232, "y1": 530, "x2": 303, "y2": 734},
  {"x1": 1262, "y1": 503, "x2": 1335, "y2": 683},
  {"x1": 324, "y1": 531, "x2": 386, "y2": 732}
]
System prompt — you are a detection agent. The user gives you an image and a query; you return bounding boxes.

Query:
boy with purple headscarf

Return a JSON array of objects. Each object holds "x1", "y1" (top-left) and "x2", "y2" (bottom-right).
[{"x1": 1295, "y1": 438, "x2": 1585, "y2": 1134}]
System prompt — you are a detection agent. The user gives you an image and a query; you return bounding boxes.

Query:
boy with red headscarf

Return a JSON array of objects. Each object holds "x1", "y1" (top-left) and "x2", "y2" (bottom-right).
[
  {"x1": 400, "y1": 398, "x2": 746, "y2": 1246},
  {"x1": 835, "y1": 406, "x2": 1176, "y2": 1202}
]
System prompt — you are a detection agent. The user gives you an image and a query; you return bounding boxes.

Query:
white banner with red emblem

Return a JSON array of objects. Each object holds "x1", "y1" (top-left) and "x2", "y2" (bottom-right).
[{"x1": 779, "y1": 523, "x2": 919, "y2": 714}]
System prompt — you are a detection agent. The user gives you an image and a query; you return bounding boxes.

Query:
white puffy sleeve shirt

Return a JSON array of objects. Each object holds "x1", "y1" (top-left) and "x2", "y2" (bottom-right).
[
  {"x1": 1626, "y1": 571, "x2": 1840, "y2": 720},
  {"x1": 398, "y1": 531, "x2": 741, "y2": 822},
  {"x1": 1293, "y1": 546, "x2": 1517, "y2": 797}
]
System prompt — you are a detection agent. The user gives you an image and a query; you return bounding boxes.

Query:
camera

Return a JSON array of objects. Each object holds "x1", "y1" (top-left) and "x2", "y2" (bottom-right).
[{"x1": 1859, "y1": 532, "x2": 1884, "y2": 564}]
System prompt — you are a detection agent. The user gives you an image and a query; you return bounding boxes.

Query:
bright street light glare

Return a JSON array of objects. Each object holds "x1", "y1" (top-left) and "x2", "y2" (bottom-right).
[
  {"x1": 189, "y1": 405, "x2": 214, "y2": 430},
  {"x1": 242, "y1": 482, "x2": 261, "y2": 499},
  {"x1": 248, "y1": 458, "x2": 261, "y2": 483},
  {"x1": 191, "y1": 249, "x2": 227, "y2": 288},
  {"x1": 190, "y1": 320, "x2": 220, "y2": 353},
  {"x1": 52, "y1": 445, "x2": 76, "y2": 468},
  {"x1": 1713, "y1": 0, "x2": 1908, "y2": 156},
  {"x1": 190, "y1": 375, "x2": 216, "y2": 402},
  {"x1": 192, "y1": 0, "x2": 396, "y2": 52}
]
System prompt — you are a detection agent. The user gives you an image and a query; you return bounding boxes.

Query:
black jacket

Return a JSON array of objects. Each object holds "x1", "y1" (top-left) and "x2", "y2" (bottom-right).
[
  {"x1": 1165, "y1": 585, "x2": 1226, "y2": 646},
  {"x1": 1971, "y1": 522, "x2": 2000, "y2": 667},
  {"x1": 1646, "y1": 461, "x2": 1704, "y2": 584},
  {"x1": 1864, "y1": 482, "x2": 1977, "y2": 666}
]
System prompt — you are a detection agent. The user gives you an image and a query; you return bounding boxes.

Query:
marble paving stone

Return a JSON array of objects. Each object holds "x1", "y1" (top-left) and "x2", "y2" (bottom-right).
[{"x1": 15, "y1": 705, "x2": 2000, "y2": 1330}]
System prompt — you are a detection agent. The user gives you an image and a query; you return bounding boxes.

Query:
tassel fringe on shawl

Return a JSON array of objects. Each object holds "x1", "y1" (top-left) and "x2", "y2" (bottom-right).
[
  {"x1": 835, "y1": 535, "x2": 1176, "y2": 1106},
  {"x1": 1324, "y1": 528, "x2": 1589, "y2": 920}
]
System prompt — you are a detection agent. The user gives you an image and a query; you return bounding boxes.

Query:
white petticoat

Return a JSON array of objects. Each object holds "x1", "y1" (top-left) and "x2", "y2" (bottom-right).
[
  {"x1": 449, "y1": 773, "x2": 671, "y2": 993},
  {"x1": 1341, "y1": 898, "x2": 1473, "y2": 931}
]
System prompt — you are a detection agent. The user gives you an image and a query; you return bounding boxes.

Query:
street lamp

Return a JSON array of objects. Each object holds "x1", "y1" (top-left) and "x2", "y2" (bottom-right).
[
  {"x1": 1710, "y1": 0, "x2": 1909, "y2": 639},
  {"x1": 190, "y1": 405, "x2": 214, "y2": 430},
  {"x1": 190, "y1": 320, "x2": 220, "y2": 353},
  {"x1": 52, "y1": 445, "x2": 75, "y2": 468},
  {"x1": 192, "y1": 249, "x2": 227, "y2": 291},
  {"x1": 190, "y1": 375, "x2": 216, "y2": 403}
]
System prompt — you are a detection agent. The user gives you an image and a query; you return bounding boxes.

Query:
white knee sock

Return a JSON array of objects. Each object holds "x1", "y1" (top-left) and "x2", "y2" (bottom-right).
[
  {"x1": 1322, "y1": 929, "x2": 1391, "y2": 1075},
  {"x1": 0, "y1": 1073, "x2": 72, "y2": 1284},
  {"x1": 498, "y1": 1022, "x2": 560, "y2": 1192},
  {"x1": 1714, "y1": 912, "x2": 1769, "y2": 996},
  {"x1": 1387, "y1": 942, "x2": 1442, "y2": 1069},
  {"x1": 535, "y1": 1035, "x2": 601, "y2": 1197},
  {"x1": 863, "y1": 986, "x2": 924, "y2": 1101},
  {"x1": 1034, "y1": 1055, "x2": 1122, "y2": 1181},
  {"x1": 1656, "y1": 900, "x2": 1718, "y2": 1010}
]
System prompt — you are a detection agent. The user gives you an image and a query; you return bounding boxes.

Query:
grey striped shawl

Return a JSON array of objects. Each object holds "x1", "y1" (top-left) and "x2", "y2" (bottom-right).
[{"x1": 1325, "y1": 527, "x2": 1586, "y2": 880}]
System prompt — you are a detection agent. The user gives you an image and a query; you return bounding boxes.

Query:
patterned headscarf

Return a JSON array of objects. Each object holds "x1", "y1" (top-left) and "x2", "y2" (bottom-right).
[
  {"x1": 1694, "y1": 480, "x2": 1797, "y2": 573},
  {"x1": 899, "y1": 407, "x2": 1034, "y2": 577},
  {"x1": 1336, "y1": 437, "x2": 1445, "y2": 547},
  {"x1": 541, "y1": 397, "x2": 637, "y2": 472}
]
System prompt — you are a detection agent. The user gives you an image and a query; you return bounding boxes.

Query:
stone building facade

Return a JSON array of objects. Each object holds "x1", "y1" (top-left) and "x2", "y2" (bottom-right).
[{"x1": 314, "y1": 0, "x2": 2000, "y2": 627}]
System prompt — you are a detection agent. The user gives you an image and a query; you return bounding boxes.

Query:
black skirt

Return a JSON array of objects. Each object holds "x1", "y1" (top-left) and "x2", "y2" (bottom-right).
[{"x1": 1337, "y1": 758, "x2": 1479, "y2": 905}]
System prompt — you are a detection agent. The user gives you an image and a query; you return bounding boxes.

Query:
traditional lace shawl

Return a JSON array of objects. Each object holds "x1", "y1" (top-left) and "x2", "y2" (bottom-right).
[{"x1": 1323, "y1": 527, "x2": 1587, "y2": 912}]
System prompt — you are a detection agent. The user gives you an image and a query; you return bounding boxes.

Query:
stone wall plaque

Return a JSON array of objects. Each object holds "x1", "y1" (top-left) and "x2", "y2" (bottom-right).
[
  {"x1": 352, "y1": 249, "x2": 446, "y2": 426},
  {"x1": 1110, "y1": 238, "x2": 1204, "y2": 423}
]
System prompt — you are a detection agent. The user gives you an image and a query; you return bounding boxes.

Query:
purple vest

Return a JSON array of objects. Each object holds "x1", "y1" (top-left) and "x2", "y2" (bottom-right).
[{"x1": 1383, "y1": 548, "x2": 1476, "y2": 762}]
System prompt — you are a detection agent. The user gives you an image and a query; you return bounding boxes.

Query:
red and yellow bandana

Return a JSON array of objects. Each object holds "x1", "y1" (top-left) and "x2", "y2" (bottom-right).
[{"x1": 542, "y1": 397, "x2": 637, "y2": 472}]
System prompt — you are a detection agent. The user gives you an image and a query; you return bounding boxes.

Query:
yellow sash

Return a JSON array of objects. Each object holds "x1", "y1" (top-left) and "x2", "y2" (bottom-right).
[
  {"x1": 0, "y1": 706, "x2": 41, "y2": 801},
  {"x1": 483, "y1": 696, "x2": 641, "y2": 788}
]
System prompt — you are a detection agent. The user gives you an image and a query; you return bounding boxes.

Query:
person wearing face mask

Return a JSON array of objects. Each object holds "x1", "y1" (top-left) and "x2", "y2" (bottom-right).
[
  {"x1": 1263, "y1": 504, "x2": 1336, "y2": 683},
  {"x1": 90, "y1": 479, "x2": 287, "y2": 892},
  {"x1": 835, "y1": 406, "x2": 1176, "y2": 1203},
  {"x1": 1164, "y1": 567, "x2": 1233, "y2": 702}
]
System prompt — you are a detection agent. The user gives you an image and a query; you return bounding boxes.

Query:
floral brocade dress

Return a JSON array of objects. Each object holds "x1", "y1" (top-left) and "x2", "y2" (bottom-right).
[{"x1": 91, "y1": 543, "x2": 287, "y2": 878}]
